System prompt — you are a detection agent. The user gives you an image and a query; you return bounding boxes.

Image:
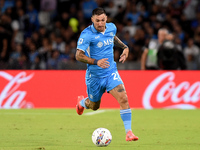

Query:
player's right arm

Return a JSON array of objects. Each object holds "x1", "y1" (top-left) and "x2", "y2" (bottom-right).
[
  {"x1": 141, "y1": 48, "x2": 148, "y2": 70},
  {"x1": 76, "y1": 30, "x2": 110, "y2": 68},
  {"x1": 76, "y1": 50, "x2": 110, "y2": 68}
]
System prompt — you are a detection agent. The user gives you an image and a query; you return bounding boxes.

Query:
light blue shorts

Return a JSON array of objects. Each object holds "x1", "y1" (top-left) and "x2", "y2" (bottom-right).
[{"x1": 86, "y1": 69, "x2": 123, "y2": 102}]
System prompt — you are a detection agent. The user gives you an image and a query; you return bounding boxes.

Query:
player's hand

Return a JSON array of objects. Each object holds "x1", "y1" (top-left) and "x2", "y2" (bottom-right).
[
  {"x1": 97, "y1": 58, "x2": 110, "y2": 68},
  {"x1": 119, "y1": 47, "x2": 129, "y2": 63}
]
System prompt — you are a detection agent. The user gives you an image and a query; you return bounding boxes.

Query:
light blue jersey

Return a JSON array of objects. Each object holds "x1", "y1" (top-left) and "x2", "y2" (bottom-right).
[
  {"x1": 77, "y1": 22, "x2": 123, "y2": 102},
  {"x1": 77, "y1": 23, "x2": 117, "y2": 78}
]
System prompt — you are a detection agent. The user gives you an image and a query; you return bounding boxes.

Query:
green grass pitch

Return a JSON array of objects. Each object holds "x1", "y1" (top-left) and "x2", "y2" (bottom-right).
[{"x1": 0, "y1": 109, "x2": 199, "y2": 150}]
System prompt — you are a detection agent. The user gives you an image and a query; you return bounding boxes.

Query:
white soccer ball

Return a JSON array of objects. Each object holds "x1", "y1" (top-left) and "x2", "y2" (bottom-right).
[{"x1": 92, "y1": 128, "x2": 112, "y2": 147}]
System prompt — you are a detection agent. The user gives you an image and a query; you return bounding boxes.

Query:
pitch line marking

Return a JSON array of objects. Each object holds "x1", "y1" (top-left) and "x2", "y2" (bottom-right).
[
  {"x1": 84, "y1": 110, "x2": 106, "y2": 116},
  {"x1": 0, "y1": 112, "x2": 75, "y2": 115}
]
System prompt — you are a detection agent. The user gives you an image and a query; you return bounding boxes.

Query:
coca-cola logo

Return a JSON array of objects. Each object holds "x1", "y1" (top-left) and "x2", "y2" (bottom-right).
[
  {"x1": 0, "y1": 71, "x2": 34, "y2": 109},
  {"x1": 143, "y1": 72, "x2": 200, "y2": 109}
]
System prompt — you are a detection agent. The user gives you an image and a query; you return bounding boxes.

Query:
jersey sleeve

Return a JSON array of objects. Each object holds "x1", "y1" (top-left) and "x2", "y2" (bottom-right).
[{"x1": 77, "y1": 31, "x2": 91, "y2": 52}]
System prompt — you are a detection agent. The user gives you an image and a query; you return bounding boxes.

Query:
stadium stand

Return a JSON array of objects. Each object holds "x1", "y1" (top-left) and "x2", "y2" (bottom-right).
[{"x1": 0, "y1": 0, "x2": 200, "y2": 70}]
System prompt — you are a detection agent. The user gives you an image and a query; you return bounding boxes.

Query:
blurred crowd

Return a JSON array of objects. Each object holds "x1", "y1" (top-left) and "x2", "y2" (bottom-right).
[{"x1": 0, "y1": 0, "x2": 200, "y2": 70}]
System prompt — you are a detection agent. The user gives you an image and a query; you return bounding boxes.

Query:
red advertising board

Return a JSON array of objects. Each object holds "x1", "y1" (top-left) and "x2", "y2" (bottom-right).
[{"x1": 0, "y1": 71, "x2": 200, "y2": 109}]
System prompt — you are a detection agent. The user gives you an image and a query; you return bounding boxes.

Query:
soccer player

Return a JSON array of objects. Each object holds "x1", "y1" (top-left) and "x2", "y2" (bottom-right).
[{"x1": 75, "y1": 7, "x2": 138, "y2": 141}]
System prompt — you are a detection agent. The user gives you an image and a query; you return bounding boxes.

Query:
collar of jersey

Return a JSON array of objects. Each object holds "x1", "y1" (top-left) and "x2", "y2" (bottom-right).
[{"x1": 91, "y1": 23, "x2": 107, "y2": 33}]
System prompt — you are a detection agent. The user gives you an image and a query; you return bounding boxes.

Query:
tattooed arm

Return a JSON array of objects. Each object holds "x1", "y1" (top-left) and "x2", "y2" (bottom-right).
[
  {"x1": 76, "y1": 49, "x2": 94, "y2": 64},
  {"x1": 114, "y1": 36, "x2": 128, "y2": 49},
  {"x1": 114, "y1": 36, "x2": 129, "y2": 63},
  {"x1": 76, "y1": 49, "x2": 110, "y2": 68}
]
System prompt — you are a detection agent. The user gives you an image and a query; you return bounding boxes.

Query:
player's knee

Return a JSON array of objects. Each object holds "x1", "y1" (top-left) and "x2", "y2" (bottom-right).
[
  {"x1": 91, "y1": 104, "x2": 100, "y2": 111},
  {"x1": 90, "y1": 102, "x2": 100, "y2": 111},
  {"x1": 119, "y1": 95, "x2": 128, "y2": 105}
]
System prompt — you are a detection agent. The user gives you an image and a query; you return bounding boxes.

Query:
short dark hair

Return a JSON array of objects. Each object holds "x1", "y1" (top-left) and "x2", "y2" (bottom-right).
[{"x1": 92, "y1": 7, "x2": 106, "y2": 16}]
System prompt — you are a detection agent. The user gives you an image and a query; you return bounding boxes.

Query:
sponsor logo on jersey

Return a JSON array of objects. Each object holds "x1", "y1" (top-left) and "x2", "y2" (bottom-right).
[
  {"x1": 97, "y1": 38, "x2": 114, "y2": 47},
  {"x1": 95, "y1": 35, "x2": 100, "y2": 39},
  {"x1": 103, "y1": 38, "x2": 113, "y2": 46},
  {"x1": 97, "y1": 42, "x2": 103, "y2": 48}
]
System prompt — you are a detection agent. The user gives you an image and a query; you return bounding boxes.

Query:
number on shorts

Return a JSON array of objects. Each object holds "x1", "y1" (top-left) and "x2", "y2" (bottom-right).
[{"x1": 112, "y1": 71, "x2": 119, "y2": 80}]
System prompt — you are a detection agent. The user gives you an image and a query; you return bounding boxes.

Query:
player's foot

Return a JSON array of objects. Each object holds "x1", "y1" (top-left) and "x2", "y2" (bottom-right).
[
  {"x1": 126, "y1": 131, "x2": 139, "y2": 141},
  {"x1": 76, "y1": 95, "x2": 85, "y2": 115}
]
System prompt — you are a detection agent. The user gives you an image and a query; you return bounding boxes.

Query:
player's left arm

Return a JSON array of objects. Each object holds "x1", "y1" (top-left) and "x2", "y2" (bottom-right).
[{"x1": 114, "y1": 35, "x2": 129, "y2": 63}]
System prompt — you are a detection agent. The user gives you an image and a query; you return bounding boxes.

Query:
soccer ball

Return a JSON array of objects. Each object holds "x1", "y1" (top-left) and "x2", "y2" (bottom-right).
[{"x1": 92, "y1": 128, "x2": 112, "y2": 147}]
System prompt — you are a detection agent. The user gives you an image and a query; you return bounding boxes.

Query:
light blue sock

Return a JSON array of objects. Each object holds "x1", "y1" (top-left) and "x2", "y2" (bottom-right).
[
  {"x1": 120, "y1": 109, "x2": 132, "y2": 133},
  {"x1": 80, "y1": 97, "x2": 89, "y2": 109}
]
